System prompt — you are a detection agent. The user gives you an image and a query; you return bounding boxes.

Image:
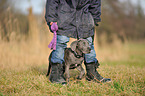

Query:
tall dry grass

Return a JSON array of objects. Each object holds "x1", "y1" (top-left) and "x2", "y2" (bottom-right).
[
  {"x1": 0, "y1": 6, "x2": 52, "y2": 72},
  {"x1": 0, "y1": 33, "x2": 129, "y2": 71}
]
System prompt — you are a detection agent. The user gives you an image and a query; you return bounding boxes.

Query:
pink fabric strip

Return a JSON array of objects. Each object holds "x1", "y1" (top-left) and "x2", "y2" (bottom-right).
[{"x1": 48, "y1": 23, "x2": 58, "y2": 50}]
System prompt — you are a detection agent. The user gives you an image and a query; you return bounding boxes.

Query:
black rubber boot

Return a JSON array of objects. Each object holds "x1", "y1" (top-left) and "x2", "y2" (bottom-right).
[
  {"x1": 58, "y1": 63, "x2": 67, "y2": 85},
  {"x1": 49, "y1": 63, "x2": 66, "y2": 85},
  {"x1": 85, "y1": 61, "x2": 111, "y2": 83}
]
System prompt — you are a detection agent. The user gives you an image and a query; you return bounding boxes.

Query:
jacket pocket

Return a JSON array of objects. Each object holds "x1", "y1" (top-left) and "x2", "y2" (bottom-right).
[{"x1": 79, "y1": 12, "x2": 94, "y2": 33}]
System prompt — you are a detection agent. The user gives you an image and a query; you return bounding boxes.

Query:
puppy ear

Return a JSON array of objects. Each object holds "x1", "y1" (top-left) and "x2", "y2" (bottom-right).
[{"x1": 70, "y1": 41, "x2": 78, "y2": 51}]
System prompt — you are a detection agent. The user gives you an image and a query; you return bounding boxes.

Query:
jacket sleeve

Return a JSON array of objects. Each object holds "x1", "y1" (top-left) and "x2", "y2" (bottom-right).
[
  {"x1": 45, "y1": 0, "x2": 59, "y2": 25},
  {"x1": 89, "y1": 0, "x2": 101, "y2": 26}
]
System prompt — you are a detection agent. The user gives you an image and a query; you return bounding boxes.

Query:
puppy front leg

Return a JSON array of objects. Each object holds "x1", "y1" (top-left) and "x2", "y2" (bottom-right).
[
  {"x1": 77, "y1": 65, "x2": 85, "y2": 80},
  {"x1": 65, "y1": 63, "x2": 70, "y2": 83}
]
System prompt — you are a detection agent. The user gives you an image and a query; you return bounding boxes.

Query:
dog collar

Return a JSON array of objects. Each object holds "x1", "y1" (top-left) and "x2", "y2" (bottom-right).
[{"x1": 70, "y1": 48, "x2": 84, "y2": 58}]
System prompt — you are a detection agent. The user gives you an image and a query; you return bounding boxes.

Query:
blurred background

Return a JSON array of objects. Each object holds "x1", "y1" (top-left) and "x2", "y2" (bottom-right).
[
  {"x1": 0, "y1": 0, "x2": 145, "y2": 68},
  {"x1": 0, "y1": 0, "x2": 145, "y2": 43},
  {"x1": 0, "y1": 0, "x2": 145, "y2": 44}
]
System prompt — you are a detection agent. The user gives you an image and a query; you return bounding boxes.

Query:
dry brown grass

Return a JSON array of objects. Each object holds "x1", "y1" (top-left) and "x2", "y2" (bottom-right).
[
  {"x1": 0, "y1": 41, "x2": 49, "y2": 71},
  {"x1": 0, "y1": 33, "x2": 129, "y2": 71}
]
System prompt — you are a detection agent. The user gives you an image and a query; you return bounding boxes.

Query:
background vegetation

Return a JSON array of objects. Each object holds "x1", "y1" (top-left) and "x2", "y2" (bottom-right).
[{"x1": 0, "y1": 0, "x2": 145, "y2": 95}]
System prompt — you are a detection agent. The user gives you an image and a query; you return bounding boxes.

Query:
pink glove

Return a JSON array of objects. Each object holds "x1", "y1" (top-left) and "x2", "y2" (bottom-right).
[{"x1": 48, "y1": 23, "x2": 58, "y2": 50}]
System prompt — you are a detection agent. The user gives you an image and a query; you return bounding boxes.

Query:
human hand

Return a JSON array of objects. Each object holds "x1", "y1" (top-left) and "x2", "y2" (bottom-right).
[
  {"x1": 48, "y1": 22, "x2": 58, "y2": 32},
  {"x1": 50, "y1": 22, "x2": 58, "y2": 32}
]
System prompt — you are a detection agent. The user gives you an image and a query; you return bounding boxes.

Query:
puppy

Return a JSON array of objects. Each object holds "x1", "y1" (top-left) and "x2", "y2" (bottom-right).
[{"x1": 64, "y1": 39, "x2": 91, "y2": 83}]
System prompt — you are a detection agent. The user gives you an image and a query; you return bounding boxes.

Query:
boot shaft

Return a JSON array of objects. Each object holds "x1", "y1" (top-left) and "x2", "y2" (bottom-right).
[
  {"x1": 49, "y1": 63, "x2": 66, "y2": 84},
  {"x1": 85, "y1": 62, "x2": 103, "y2": 81}
]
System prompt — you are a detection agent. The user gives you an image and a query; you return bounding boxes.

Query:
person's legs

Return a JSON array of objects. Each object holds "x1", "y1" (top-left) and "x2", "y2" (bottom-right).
[
  {"x1": 49, "y1": 35, "x2": 69, "y2": 84},
  {"x1": 84, "y1": 36, "x2": 111, "y2": 83},
  {"x1": 51, "y1": 35, "x2": 70, "y2": 64},
  {"x1": 84, "y1": 36, "x2": 98, "y2": 63}
]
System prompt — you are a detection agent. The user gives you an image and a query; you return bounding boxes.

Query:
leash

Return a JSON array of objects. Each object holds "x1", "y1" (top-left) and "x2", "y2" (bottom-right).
[{"x1": 48, "y1": 23, "x2": 58, "y2": 50}]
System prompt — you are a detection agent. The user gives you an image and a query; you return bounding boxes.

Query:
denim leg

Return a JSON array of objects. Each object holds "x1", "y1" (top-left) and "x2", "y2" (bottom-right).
[
  {"x1": 51, "y1": 35, "x2": 69, "y2": 64},
  {"x1": 84, "y1": 37, "x2": 98, "y2": 63}
]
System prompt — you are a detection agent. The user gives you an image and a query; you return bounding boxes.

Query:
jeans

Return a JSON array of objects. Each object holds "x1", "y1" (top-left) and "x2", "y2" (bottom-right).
[{"x1": 50, "y1": 35, "x2": 98, "y2": 64}]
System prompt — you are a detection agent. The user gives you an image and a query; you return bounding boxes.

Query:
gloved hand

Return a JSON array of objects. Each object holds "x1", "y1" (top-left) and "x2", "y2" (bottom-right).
[
  {"x1": 95, "y1": 23, "x2": 99, "y2": 26},
  {"x1": 48, "y1": 22, "x2": 58, "y2": 33},
  {"x1": 51, "y1": 22, "x2": 58, "y2": 32},
  {"x1": 94, "y1": 19, "x2": 99, "y2": 26}
]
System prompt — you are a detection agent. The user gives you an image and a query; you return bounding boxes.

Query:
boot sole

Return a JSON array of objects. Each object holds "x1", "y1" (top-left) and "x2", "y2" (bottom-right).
[{"x1": 86, "y1": 76, "x2": 112, "y2": 83}]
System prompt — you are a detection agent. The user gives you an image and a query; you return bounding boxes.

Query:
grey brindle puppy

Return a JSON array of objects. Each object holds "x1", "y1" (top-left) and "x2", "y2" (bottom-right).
[
  {"x1": 64, "y1": 39, "x2": 91, "y2": 83},
  {"x1": 46, "y1": 39, "x2": 91, "y2": 84}
]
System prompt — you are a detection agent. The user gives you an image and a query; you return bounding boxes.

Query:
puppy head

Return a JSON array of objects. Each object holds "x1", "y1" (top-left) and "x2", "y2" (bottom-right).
[{"x1": 70, "y1": 39, "x2": 91, "y2": 54}]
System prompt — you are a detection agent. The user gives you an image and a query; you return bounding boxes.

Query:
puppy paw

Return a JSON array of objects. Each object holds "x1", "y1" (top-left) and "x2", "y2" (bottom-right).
[{"x1": 77, "y1": 76, "x2": 82, "y2": 80}]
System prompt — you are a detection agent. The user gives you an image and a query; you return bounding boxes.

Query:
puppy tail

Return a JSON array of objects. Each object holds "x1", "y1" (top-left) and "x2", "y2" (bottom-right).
[{"x1": 46, "y1": 63, "x2": 51, "y2": 77}]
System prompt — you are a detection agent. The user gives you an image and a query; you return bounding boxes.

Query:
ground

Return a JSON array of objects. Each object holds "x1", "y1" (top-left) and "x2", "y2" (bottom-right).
[{"x1": 0, "y1": 41, "x2": 145, "y2": 96}]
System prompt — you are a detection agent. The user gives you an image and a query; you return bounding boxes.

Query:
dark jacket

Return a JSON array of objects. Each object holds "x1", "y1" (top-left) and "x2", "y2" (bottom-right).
[{"x1": 45, "y1": 0, "x2": 101, "y2": 39}]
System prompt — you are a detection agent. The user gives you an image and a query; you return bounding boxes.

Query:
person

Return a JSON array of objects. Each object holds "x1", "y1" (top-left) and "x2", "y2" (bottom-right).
[{"x1": 45, "y1": 0, "x2": 111, "y2": 84}]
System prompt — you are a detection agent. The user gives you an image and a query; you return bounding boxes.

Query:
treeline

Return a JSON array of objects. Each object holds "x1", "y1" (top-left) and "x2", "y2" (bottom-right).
[
  {"x1": 98, "y1": 0, "x2": 145, "y2": 43},
  {"x1": 0, "y1": 0, "x2": 145, "y2": 43},
  {"x1": 0, "y1": 0, "x2": 29, "y2": 41}
]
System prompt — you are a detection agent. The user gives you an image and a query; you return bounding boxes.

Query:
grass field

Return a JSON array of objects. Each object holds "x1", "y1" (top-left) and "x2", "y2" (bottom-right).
[{"x1": 0, "y1": 41, "x2": 145, "y2": 96}]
